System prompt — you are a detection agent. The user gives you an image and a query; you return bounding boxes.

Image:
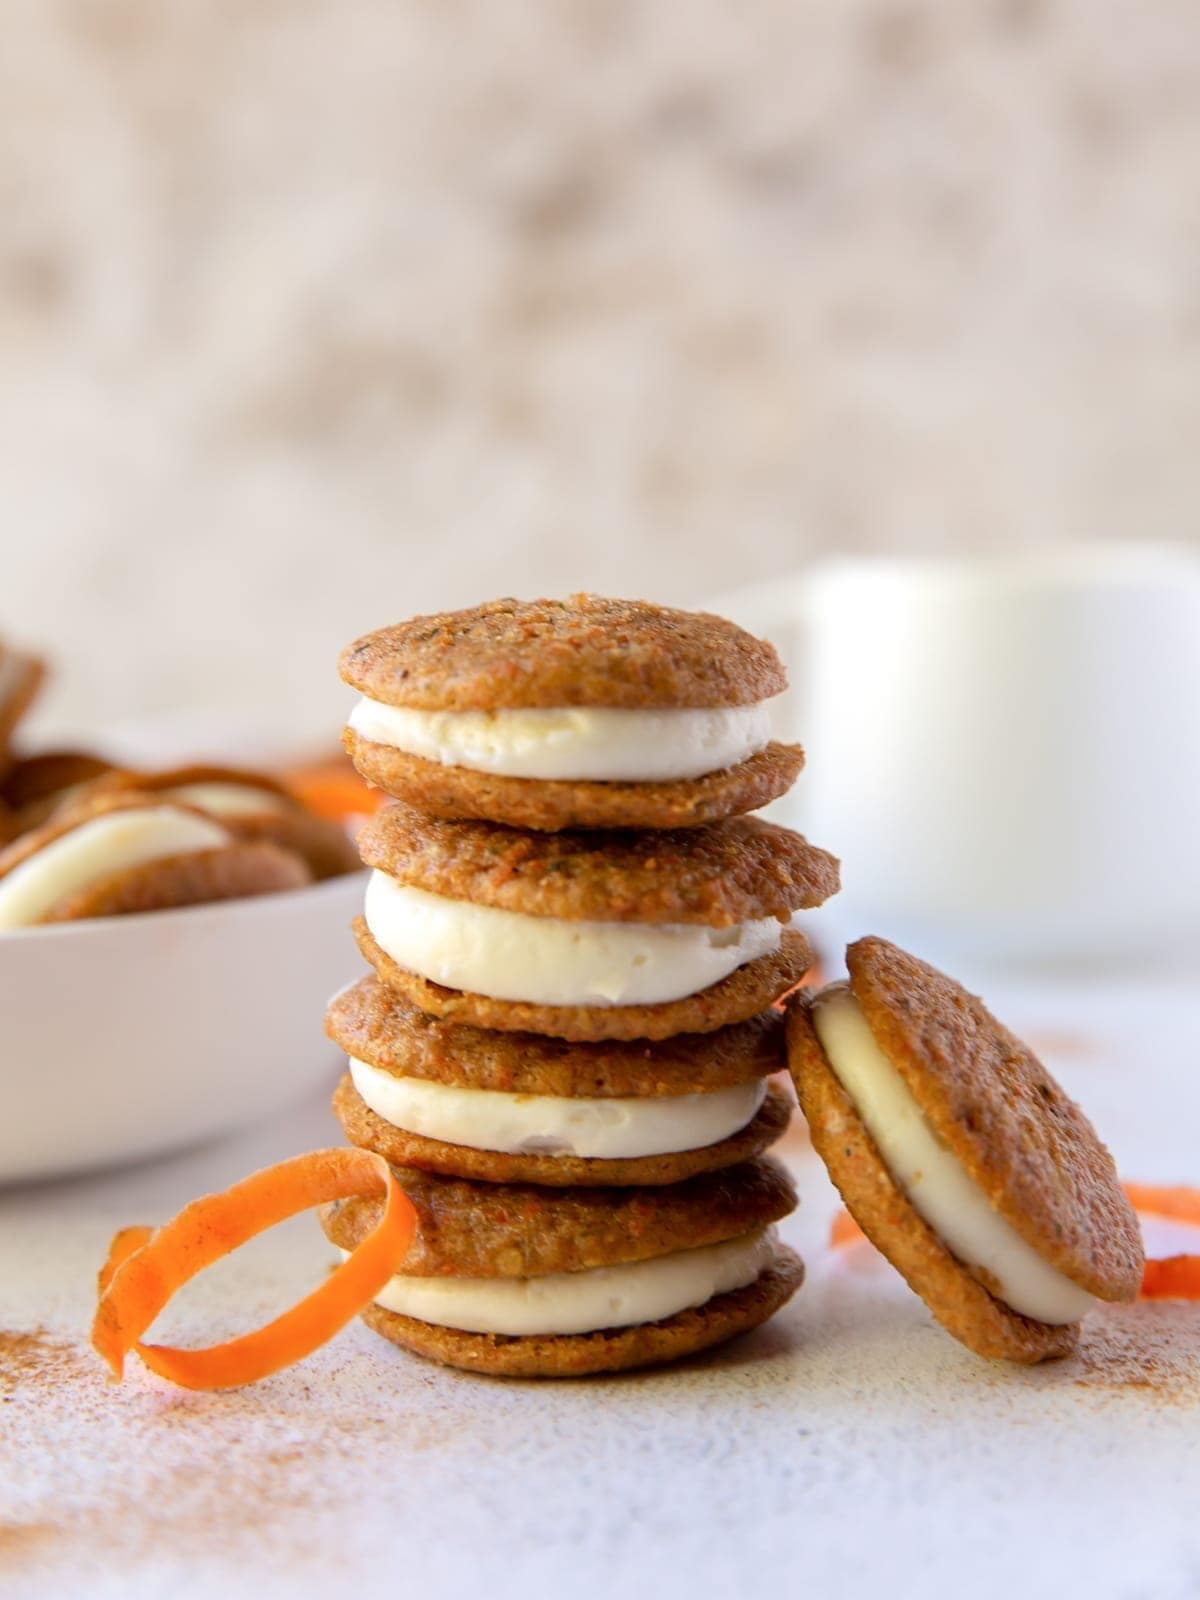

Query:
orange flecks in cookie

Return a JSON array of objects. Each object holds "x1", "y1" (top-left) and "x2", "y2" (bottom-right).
[{"x1": 92, "y1": 1149, "x2": 416, "y2": 1390}]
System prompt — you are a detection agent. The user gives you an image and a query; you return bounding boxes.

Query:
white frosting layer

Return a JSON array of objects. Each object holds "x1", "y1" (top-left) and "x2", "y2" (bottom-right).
[
  {"x1": 348, "y1": 1055, "x2": 767, "y2": 1159},
  {"x1": 354, "y1": 1228, "x2": 775, "y2": 1336},
  {"x1": 347, "y1": 699, "x2": 771, "y2": 782},
  {"x1": 166, "y1": 782, "x2": 289, "y2": 818},
  {"x1": 363, "y1": 873, "x2": 783, "y2": 1007},
  {"x1": 0, "y1": 807, "x2": 231, "y2": 930},
  {"x1": 812, "y1": 984, "x2": 1095, "y2": 1325}
]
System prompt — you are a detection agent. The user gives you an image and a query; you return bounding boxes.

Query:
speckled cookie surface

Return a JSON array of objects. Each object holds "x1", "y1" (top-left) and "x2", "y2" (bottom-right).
[
  {"x1": 844, "y1": 937, "x2": 1142, "y2": 1301},
  {"x1": 787, "y1": 994, "x2": 1076, "y2": 1364},
  {"x1": 42, "y1": 840, "x2": 311, "y2": 921},
  {"x1": 355, "y1": 916, "x2": 814, "y2": 1041},
  {"x1": 321, "y1": 1154, "x2": 797, "y2": 1279},
  {"x1": 358, "y1": 803, "x2": 839, "y2": 925},
  {"x1": 357, "y1": 1250, "x2": 805, "y2": 1377},
  {"x1": 79, "y1": 765, "x2": 361, "y2": 880},
  {"x1": 333, "y1": 1073, "x2": 792, "y2": 1187},
  {"x1": 344, "y1": 731, "x2": 804, "y2": 831},
  {"x1": 326, "y1": 976, "x2": 785, "y2": 1096},
  {"x1": 340, "y1": 595, "x2": 788, "y2": 711}
]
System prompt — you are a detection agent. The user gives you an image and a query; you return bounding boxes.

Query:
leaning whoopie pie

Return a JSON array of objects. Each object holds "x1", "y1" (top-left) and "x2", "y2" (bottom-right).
[
  {"x1": 80, "y1": 764, "x2": 361, "y2": 880},
  {"x1": 321, "y1": 1156, "x2": 803, "y2": 1377},
  {"x1": 353, "y1": 801, "x2": 838, "y2": 1041},
  {"x1": 340, "y1": 596, "x2": 805, "y2": 831},
  {"x1": 786, "y1": 938, "x2": 1144, "y2": 1364},
  {"x1": 0, "y1": 791, "x2": 312, "y2": 927},
  {"x1": 326, "y1": 975, "x2": 791, "y2": 1187}
]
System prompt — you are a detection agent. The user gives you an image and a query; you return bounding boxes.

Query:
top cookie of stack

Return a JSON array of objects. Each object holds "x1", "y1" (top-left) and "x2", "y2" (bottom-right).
[{"x1": 340, "y1": 594, "x2": 804, "y2": 832}]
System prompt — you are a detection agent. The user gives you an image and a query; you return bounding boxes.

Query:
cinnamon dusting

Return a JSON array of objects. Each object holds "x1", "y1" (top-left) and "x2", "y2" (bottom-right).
[
  {"x1": 0, "y1": 1327, "x2": 80, "y2": 1395},
  {"x1": 1072, "y1": 1303, "x2": 1200, "y2": 1401}
]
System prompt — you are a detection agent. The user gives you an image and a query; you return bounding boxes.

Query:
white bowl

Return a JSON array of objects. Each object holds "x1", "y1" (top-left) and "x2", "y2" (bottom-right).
[{"x1": 0, "y1": 872, "x2": 368, "y2": 1184}]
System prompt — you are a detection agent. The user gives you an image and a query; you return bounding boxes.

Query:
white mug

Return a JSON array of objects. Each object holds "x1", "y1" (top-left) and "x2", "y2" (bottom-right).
[{"x1": 717, "y1": 545, "x2": 1200, "y2": 970}]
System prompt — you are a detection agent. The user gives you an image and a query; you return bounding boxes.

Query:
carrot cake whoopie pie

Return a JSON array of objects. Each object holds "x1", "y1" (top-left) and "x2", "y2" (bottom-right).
[
  {"x1": 327, "y1": 975, "x2": 791, "y2": 1187},
  {"x1": 0, "y1": 791, "x2": 311, "y2": 927},
  {"x1": 352, "y1": 801, "x2": 837, "y2": 1042},
  {"x1": 80, "y1": 763, "x2": 361, "y2": 880},
  {"x1": 340, "y1": 596, "x2": 805, "y2": 831},
  {"x1": 787, "y1": 937, "x2": 1144, "y2": 1364},
  {"x1": 321, "y1": 1156, "x2": 803, "y2": 1378}
]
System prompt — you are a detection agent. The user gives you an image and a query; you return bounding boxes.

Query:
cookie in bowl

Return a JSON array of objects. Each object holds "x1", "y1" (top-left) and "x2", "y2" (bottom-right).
[
  {"x1": 80, "y1": 763, "x2": 360, "y2": 880},
  {"x1": 1, "y1": 749, "x2": 119, "y2": 831},
  {"x1": 340, "y1": 596, "x2": 805, "y2": 830},
  {"x1": 0, "y1": 791, "x2": 311, "y2": 927}
]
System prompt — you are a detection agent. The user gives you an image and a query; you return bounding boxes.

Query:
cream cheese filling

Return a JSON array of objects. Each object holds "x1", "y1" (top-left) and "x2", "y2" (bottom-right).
[
  {"x1": 346, "y1": 699, "x2": 772, "y2": 782},
  {"x1": 351, "y1": 1227, "x2": 775, "y2": 1336},
  {"x1": 348, "y1": 1055, "x2": 767, "y2": 1159},
  {"x1": 363, "y1": 872, "x2": 783, "y2": 1007},
  {"x1": 0, "y1": 807, "x2": 231, "y2": 930},
  {"x1": 812, "y1": 984, "x2": 1095, "y2": 1325}
]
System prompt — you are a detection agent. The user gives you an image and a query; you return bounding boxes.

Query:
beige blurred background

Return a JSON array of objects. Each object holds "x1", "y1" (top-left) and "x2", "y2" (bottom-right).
[{"x1": 3, "y1": 0, "x2": 1199, "y2": 749}]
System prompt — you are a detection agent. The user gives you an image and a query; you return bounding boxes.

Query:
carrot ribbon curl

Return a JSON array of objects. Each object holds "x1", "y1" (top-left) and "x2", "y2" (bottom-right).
[{"x1": 92, "y1": 1148, "x2": 416, "y2": 1391}]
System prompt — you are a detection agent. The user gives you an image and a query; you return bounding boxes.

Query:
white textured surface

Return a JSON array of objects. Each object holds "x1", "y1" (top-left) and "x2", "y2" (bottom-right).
[{"x1": 2, "y1": 978, "x2": 1199, "y2": 1600}]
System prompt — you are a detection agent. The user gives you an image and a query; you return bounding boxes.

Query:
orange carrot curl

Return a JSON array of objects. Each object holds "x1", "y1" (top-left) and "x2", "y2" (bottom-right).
[
  {"x1": 281, "y1": 757, "x2": 387, "y2": 825},
  {"x1": 1124, "y1": 1182, "x2": 1200, "y2": 1302},
  {"x1": 1123, "y1": 1182, "x2": 1200, "y2": 1226},
  {"x1": 829, "y1": 1209, "x2": 867, "y2": 1250},
  {"x1": 1140, "y1": 1256, "x2": 1200, "y2": 1301},
  {"x1": 92, "y1": 1148, "x2": 416, "y2": 1391}
]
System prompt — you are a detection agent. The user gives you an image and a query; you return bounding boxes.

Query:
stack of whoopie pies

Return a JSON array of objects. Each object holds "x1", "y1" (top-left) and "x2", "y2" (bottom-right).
[{"x1": 322, "y1": 595, "x2": 841, "y2": 1376}]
